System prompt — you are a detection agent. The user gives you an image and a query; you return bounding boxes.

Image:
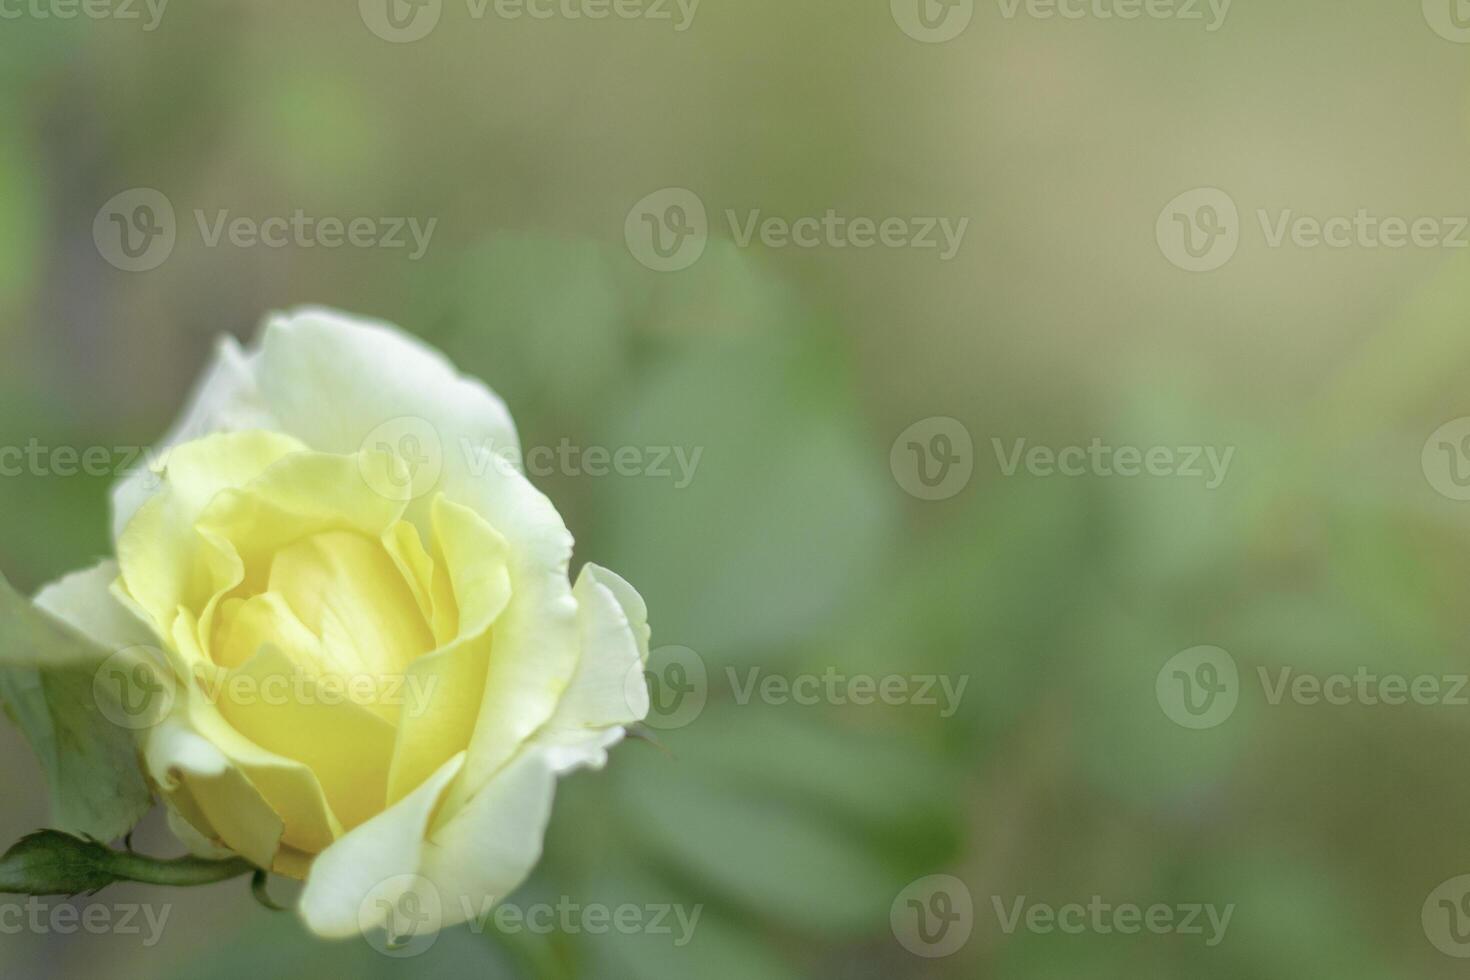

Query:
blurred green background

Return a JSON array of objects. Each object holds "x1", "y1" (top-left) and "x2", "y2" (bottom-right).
[{"x1": 4, "y1": 0, "x2": 1470, "y2": 976}]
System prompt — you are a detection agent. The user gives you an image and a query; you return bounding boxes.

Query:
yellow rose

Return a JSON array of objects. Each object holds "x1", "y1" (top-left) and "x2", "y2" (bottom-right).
[{"x1": 25, "y1": 308, "x2": 652, "y2": 939}]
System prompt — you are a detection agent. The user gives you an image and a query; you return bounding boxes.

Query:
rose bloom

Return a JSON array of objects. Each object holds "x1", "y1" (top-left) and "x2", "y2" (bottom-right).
[{"x1": 33, "y1": 308, "x2": 651, "y2": 937}]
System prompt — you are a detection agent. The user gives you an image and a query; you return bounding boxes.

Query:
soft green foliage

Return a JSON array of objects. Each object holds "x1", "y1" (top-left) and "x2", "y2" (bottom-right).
[{"x1": 3, "y1": 3, "x2": 1470, "y2": 977}]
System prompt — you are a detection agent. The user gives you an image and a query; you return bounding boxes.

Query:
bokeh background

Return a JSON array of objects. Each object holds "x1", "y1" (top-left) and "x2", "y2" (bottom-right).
[{"x1": 4, "y1": 0, "x2": 1470, "y2": 976}]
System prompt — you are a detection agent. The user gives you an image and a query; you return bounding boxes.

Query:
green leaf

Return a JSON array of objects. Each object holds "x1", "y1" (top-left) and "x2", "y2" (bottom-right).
[
  {"x1": 0, "y1": 830, "x2": 254, "y2": 896},
  {"x1": 0, "y1": 564, "x2": 154, "y2": 841}
]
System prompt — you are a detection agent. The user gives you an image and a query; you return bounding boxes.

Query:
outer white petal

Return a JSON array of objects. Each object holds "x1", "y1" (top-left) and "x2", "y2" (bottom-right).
[
  {"x1": 298, "y1": 752, "x2": 466, "y2": 939},
  {"x1": 255, "y1": 307, "x2": 521, "y2": 497},
  {"x1": 110, "y1": 336, "x2": 276, "y2": 541},
  {"x1": 398, "y1": 568, "x2": 652, "y2": 927},
  {"x1": 418, "y1": 747, "x2": 557, "y2": 930},
  {"x1": 532, "y1": 564, "x2": 652, "y2": 774},
  {"x1": 32, "y1": 560, "x2": 156, "y2": 650},
  {"x1": 434, "y1": 457, "x2": 581, "y2": 818}
]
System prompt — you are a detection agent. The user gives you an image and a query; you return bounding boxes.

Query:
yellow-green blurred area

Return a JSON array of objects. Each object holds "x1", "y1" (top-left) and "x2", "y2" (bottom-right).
[{"x1": 4, "y1": 0, "x2": 1470, "y2": 977}]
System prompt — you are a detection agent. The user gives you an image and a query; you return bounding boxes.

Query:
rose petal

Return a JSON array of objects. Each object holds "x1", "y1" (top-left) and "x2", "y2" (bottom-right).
[
  {"x1": 418, "y1": 746, "x2": 557, "y2": 930},
  {"x1": 297, "y1": 751, "x2": 466, "y2": 939},
  {"x1": 530, "y1": 564, "x2": 652, "y2": 774}
]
